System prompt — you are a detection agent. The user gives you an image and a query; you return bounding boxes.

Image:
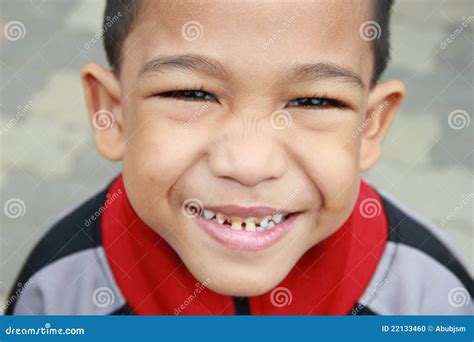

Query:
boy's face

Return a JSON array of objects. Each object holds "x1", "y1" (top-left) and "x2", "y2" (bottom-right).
[{"x1": 82, "y1": 1, "x2": 404, "y2": 296}]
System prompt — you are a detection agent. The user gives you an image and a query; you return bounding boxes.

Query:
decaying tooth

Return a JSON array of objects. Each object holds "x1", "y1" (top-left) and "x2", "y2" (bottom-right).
[
  {"x1": 203, "y1": 209, "x2": 290, "y2": 231},
  {"x1": 231, "y1": 220, "x2": 243, "y2": 230},
  {"x1": 203, "y1": 210, "x2": 215, "y2": 219},
  {"x1": 245, "y1": 221, "x2": 256, "y2": 232}
]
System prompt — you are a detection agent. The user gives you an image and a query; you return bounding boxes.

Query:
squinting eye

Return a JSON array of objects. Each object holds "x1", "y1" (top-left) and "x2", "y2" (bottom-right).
[
  {"x1": 287, "y1": 97, "x2": 346, "y2": 109},
  {"x1": 157, "y1": 90, "x2": 216, "y2": 102}
]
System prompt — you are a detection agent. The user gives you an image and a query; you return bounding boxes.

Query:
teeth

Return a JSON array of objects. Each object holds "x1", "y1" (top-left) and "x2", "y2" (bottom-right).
[
  {"x1": 203, "y1": 209, "x2": 290, "y2": 232},
  {"x1": 245, "y1": 221, "x2": 256, "y2": 232},
  {"x1": 260, "y1": 216, "x2": 271, "y2": 229},
  {"x1": 203, "y1": 210, "x2": 215, "y2": 219},
  {"x1": 231, "y1": 220, "x2": 243, "y2": 230},
  {"x1": 216, "y1": 213, "x2": 225, "y2": 225},
  {"x1": 272, "y1": 214, "x2": 284, "y2": 224}
]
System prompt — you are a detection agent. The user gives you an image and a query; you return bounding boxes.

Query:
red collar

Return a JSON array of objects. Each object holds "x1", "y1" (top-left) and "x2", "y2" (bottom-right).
[{"x1": 101, "y1": 175, "x2": 387, "y2": 315}]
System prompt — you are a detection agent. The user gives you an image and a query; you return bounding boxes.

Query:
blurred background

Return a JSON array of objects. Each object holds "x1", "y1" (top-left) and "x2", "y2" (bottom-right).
[{"x1": 0, "y1": 0, "x2": 472, "y2": 308}]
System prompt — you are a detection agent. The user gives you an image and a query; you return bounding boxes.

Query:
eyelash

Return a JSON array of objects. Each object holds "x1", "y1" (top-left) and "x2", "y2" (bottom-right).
[
  {"x1": 287, "y1": 95, "x2": 348, "y2": 110},
  {"x1": 155, "y1": 87, "x2": 348, "y2": 109},
  {"x1": 157, "y1": 85, "x2": 217, "y2": 102}
]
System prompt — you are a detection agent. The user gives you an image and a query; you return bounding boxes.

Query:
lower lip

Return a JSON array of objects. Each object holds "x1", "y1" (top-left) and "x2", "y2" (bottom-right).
[{"x1": 195, "y1": 214, "x2": 299, "y2": 251}]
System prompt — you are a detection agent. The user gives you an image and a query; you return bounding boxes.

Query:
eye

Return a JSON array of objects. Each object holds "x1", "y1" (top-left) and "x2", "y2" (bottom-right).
[
  {"x1": 157, "y1": 89, "x2": 217, "y2": 102},
  {"x1": 287, "y1": 97, "x2": 347, "y2": 109}
]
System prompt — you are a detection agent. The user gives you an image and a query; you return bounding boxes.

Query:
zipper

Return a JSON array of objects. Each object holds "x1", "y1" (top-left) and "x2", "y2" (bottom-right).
[{"x1": 232, "y1": 296, "x2": 250, "y2": 315}]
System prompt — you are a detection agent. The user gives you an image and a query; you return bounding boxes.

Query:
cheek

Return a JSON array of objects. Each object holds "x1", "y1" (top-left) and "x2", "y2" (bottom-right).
[
  {"x1": 121, "y1": 108, "x2": 209, "y2": 217},
  {"x1": 125, "y1": 123, "x2": 183, "y2": 184},
  {"x1": 292, "y1": 115, "x2": 361, "y2": 211}
]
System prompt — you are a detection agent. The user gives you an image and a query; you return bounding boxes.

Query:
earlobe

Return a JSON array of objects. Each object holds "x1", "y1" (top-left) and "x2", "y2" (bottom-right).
[
  {"x1": 81, "y1": 63, "x2": 125, "y2": 161},
  {"x1": 359, "y1": 80, "x2": 405, "y2": 172}
]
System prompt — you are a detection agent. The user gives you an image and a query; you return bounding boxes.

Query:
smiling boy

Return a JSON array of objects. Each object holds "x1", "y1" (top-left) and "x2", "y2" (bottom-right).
[{"x1": 6, "y1": 0, "x2": 472, "y2": 315}]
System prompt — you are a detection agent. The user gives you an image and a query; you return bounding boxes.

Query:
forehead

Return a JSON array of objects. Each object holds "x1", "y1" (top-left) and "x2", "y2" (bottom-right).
[{"x1": 122, "y1": 0, "x2": 374, "y2": 85}]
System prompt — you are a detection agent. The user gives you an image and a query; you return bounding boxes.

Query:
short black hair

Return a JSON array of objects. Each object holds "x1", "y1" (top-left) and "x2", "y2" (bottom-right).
[{"x1": 103, "y1": 0, "x2": 394, "y2": 82}]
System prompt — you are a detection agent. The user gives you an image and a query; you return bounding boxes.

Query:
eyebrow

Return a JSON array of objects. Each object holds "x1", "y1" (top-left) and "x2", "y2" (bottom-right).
[
  {"x1": 139, "y1": 54, "x2": 227, "y2": 79},
  {"x1": 286, "y1": 62, "x2": 365, "y2": 89},
  {"x1": 139, "y1": 53, "x2": 364, "y2": 89}
]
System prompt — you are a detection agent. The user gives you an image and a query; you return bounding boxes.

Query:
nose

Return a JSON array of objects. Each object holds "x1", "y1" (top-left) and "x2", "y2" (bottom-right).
[{"x1": 208, "y1": 116, "x2": 287, "y2": 187}]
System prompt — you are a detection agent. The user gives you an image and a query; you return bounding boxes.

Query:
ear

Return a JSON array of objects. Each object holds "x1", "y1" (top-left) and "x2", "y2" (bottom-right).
[
  {"x1": 81, "y1": 63, "x2": 125, "y2": 161},
  {"x1": 359, "y1": 80, "x2": 405, "y2": 172}
]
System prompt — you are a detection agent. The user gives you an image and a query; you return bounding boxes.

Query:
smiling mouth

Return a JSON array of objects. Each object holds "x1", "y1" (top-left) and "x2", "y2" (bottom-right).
[
  {"x1": 193, "y1": 205, "x2": 299, "y2": 251},
  {"x1": 200, "y1": 209, "x2": 293, "y2": 232}
]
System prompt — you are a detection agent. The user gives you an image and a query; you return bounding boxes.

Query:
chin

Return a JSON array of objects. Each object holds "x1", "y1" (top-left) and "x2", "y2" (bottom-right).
[
  {"x1": 199, "y1": 272, "x2": 287, "y2": 297},
  {"x1": 184, "y1": 252, "x2": 299, "y2": 297}
]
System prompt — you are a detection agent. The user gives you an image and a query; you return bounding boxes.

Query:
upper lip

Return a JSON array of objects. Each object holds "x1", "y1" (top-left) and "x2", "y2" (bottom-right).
[{"x1": 203, "y1": 205, "x2": 290, "y2": 218}]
